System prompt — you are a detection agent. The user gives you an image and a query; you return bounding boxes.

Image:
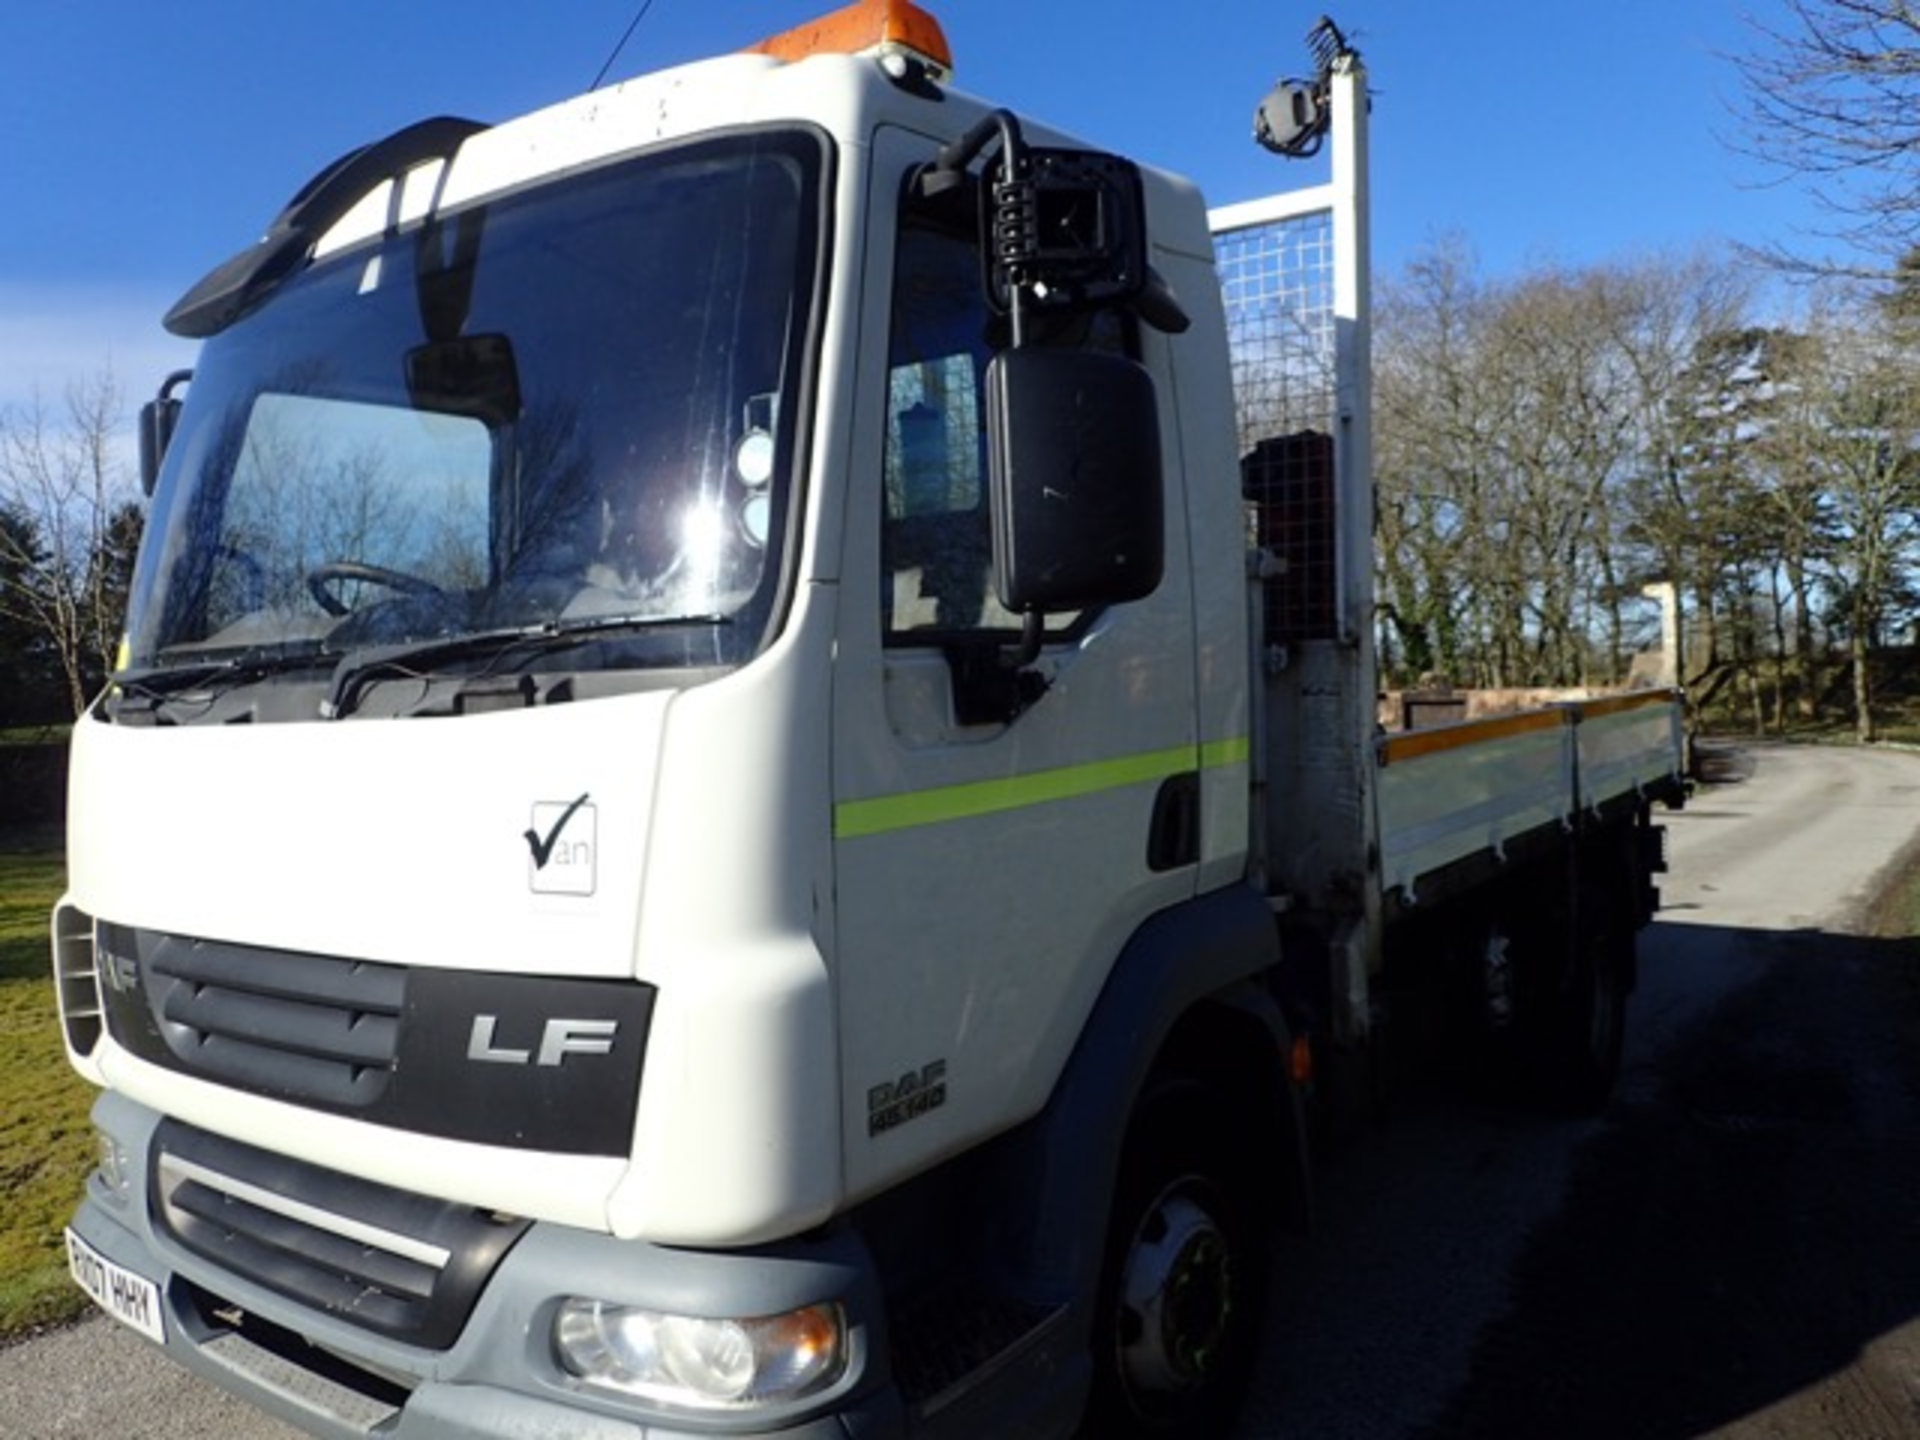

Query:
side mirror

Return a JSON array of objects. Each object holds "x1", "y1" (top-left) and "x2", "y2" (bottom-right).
[
  {"x1": 917, "y1": 116, "x2": 1188, "y2": 335},
  {"x1": 137, "y1": 370, "x2": 193, "y2": 498},
  {"x1": 985, "y1": 147, "x2": 1150, "y2": 319},
  {"x1": 986, "y1": 347, "x2": 1163, "y2": 615}
]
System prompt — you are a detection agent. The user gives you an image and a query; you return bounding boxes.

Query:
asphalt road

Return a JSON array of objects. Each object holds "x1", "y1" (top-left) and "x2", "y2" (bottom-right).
[
  {"x1": 1234, "y1": 740, "x2": 1920, "y2": 1438},
  {"x1": 5, "y1": 742, "x2": 1918, "y2": 1438}
]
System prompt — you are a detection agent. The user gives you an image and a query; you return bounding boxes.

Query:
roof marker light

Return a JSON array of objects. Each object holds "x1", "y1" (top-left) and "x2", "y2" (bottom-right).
[{"x1": 745, "y1": 0, "x2": 953, "y2": 83}]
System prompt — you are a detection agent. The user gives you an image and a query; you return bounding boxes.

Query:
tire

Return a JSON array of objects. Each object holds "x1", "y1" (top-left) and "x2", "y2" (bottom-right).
[
  {"x1": 1544, "y1": 884, "x2": 1631, "y2": 1113},
  {"x1": 1080, "y1": 1077, "x2": 1268, "y2": 1439},
  {"x1": 1502, "y1": 870, "x2": 1631, "y2": 1115}
]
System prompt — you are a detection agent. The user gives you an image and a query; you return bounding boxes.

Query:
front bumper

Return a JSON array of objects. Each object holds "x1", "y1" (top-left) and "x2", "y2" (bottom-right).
[{"x1": 70, "y1": 1091, "x2": 904, "y2": 1439}]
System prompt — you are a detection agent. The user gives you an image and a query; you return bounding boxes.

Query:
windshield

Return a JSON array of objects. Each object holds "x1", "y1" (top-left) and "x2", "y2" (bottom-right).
[{"x1": 120, "y1": 130, "x2": 823, "y2": 717}]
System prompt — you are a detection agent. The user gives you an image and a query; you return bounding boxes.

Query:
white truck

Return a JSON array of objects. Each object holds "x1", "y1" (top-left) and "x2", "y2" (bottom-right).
[{"x1": 54, "y1": 3, "x2": 1684, "y2": 1435}]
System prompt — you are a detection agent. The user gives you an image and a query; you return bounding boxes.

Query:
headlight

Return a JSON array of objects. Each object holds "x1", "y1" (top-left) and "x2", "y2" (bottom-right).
[{"x1": 553, "y1": 1297, "x2": 845, "y2": 1411}]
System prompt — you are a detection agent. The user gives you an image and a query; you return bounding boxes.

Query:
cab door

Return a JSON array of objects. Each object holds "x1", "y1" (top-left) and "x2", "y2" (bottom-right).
[{"x1": 830, "y1": 127, "x2": 1200, "y2": 1199}]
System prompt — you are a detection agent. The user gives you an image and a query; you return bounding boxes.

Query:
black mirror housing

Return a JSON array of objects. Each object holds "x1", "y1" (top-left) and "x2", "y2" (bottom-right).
[
  {"x1": 137, "y1": 370, "x2": 193, "y2": 498},
  {"x1": 986, "y1": 347, "x2": 1163, "y2": 615},
  {"x1": 985, "y1": 148, "x2": 1150, "y2": 318}
]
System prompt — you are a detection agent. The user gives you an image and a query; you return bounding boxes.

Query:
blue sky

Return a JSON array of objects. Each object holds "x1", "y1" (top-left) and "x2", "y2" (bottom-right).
[{"x1": 1, "y1": 0, "x2": 1816, "y2": 420}]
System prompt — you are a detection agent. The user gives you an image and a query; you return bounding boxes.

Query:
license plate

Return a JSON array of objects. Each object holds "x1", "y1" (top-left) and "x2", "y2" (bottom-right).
[{"x1": 65, "y1": 1228, "x2": 165, "y2": 1345}]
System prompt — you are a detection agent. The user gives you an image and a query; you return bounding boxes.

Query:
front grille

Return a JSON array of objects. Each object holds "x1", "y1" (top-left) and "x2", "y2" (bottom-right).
[
  {"x1": 154, "y1": 1120, "x2": 528, "y2": 1350},
  {"x1": 94, "y1": 920, "x2": 656, "y2": 1155},
  {"x1": 53, "y1": 903, "x2": 105, "y2": 1056},
  {"x1": 178, "y1": 1278, "x2": 411, "y2": 1430},
  {"x1": 113, "y1": 924, "x2": 404, "y2": 1107}
]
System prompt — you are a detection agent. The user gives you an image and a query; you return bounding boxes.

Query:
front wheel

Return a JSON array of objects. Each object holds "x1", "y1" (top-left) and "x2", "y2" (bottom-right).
[{"x1": 1082, "y1": 1078, "x2": 1267, "y2": 1438}]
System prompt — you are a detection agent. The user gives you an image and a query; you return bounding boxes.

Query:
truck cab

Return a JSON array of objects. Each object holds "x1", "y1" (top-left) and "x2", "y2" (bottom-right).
[{"x1": 57, "y1": 4, "x2": 1285, "y2": 1436}]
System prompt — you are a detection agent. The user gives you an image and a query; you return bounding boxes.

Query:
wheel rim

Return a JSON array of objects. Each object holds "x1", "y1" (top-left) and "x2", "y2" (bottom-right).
[{"x1": 1115, "y1": 1182, "x2": 1237, "y2": 1409}]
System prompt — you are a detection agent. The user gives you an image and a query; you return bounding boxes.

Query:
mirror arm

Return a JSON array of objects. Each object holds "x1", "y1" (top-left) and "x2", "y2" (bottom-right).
[
  {"x1": 921, "y1": 108, "x2": 1025, "y2": 196},
  {"x1": 944, "y1": 627, "x2": 1052, "y2": 727},
  {"x1": 974, "y1": 605, "x2": 1047, "y2": 723},
  {"x1": 915, "y1": 110, "x2": 1039, "y2": 348},
  {"x1": 1003, "y1": 612, "x2": 1045, "y2": 671}
]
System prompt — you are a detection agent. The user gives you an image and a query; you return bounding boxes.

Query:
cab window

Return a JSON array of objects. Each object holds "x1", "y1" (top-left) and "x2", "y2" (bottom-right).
[{"x1": 881, "y1": 214, "x2": 1128, "y2": 642}]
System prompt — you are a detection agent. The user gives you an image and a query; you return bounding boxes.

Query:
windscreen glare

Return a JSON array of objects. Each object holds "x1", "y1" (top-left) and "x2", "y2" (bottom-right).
[{"x1": 122, "y1": 131, "x2": 822, "y2": 701}]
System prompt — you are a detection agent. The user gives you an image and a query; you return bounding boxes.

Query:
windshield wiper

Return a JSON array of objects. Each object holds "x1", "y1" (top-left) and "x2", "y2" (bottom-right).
[
  {"x1": 112, "y1": 650, "x2": 338, "y2": 707},
  {"x1": 321, "y1": 613, "x2": 731, "y2": 719}
]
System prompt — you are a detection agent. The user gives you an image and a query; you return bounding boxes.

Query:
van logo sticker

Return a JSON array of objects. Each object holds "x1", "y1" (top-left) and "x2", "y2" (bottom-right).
[{"x1": 527, "y1": 793, "x2": 596, "y2": 895}]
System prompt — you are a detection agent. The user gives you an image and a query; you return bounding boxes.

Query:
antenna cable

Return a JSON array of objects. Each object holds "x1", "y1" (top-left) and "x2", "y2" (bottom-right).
[{"x1": 591, "y1": 0, "x2": 660, "y2": 90}]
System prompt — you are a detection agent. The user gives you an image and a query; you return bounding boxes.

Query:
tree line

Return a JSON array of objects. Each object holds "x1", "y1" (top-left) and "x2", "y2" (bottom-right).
[
  {"x1": 1372, "y1": 0, "x2": 1920, "y2": 742},
  {"x1": 4, "y1": 0, "x2": 1914, "y2": 737},
  {"x1": 1373, "y1": 243, "x2": 1920, "y2": 741},
  {"x1": 6, "y1": 255, "x2": 1920, "y2": 739}
]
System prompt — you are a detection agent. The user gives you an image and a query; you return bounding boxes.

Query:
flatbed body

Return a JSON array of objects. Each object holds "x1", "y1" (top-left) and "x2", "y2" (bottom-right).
[{"x1": 1378, "y1": 690, "x2": 1684, "y2": 907}]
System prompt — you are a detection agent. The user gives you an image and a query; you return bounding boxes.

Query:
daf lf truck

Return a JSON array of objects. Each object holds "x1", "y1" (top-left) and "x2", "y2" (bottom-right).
[{"x1": 55, "y1": 3, "x2": 1684, "y2": 1434}]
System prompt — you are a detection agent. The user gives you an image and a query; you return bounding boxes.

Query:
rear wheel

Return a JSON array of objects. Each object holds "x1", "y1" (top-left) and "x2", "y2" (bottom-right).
[
  {"x1": 1544, "y1": 880, "x2": 1632, "y2": 1112},
  {"x1": 1499, "y1": 861, "x2": 1633, "y2": 1114},
  {"x1": 1082, "y1": 1078, "x2": 1267, "y2": 1438}
]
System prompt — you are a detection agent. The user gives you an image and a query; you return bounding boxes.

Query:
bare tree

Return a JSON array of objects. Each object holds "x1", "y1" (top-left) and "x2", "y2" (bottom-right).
[
  {"x1": 1375, "y1": 245, "x2": 1754, "y2": 694},
  {"x1": 0, "y1": 373, "x2": 141, "y2": 717},
  {"x1": 1732, "y1": 0, "x2": 1920, "y2": 276},
  {"x1": 1785, "y1": 305, "x2": 1920, "y2": 741},
  {"x1": 1374, "y1": 238, "x2": 1486, "y2": 684}
]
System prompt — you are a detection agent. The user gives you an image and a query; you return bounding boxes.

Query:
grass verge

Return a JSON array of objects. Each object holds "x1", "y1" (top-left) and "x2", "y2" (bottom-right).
[{"x1": 0, "y1": 830, "x2": 92, "y2": 1337}]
